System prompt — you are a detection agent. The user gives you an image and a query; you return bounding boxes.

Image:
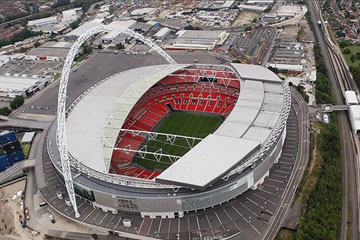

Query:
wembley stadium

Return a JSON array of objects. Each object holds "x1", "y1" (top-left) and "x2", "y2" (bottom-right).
[{"x1": 47, "y1": 62, "x2": 291, "y2": 220}]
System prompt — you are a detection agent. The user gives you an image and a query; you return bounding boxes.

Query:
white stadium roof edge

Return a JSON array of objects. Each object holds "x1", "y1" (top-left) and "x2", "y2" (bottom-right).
[{"x1": 66, "y1": 63, "x2": 287, "y2": 189}]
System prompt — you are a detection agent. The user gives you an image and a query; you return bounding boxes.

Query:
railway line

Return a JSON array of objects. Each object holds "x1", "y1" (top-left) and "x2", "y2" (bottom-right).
[{"x1": 309, "y1": 1, "x2": 359, "y2": 239}]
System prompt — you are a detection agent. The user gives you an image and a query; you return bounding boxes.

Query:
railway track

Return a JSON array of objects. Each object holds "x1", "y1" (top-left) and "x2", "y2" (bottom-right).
[{"x1": 310, "y1": 1, "x2": 360, "y2": 239}]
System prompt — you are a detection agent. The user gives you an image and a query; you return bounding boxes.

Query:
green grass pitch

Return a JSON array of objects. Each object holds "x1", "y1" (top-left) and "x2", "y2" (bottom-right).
[{"x1": 134, "y1": 112, "x2": 222, "y2": 170}]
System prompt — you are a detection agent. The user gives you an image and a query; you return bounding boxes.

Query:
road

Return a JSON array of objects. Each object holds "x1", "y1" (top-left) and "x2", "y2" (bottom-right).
[
  {"x1": 261, "y1": 88, "x2": 310, "y2": 240},
  {"x1": 307, "y1": 0, "x2": 359, "y2": 239}
]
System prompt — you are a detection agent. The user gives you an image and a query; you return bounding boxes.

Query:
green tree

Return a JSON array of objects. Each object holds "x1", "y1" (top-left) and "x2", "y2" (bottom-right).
[
  {"x1": 70, "y1": 19, "x2": 80, "y2": 29},
  {"x1": 10, "y1": 96, "x2": 24, "y2": 110},
  {"x1": 0, "y1": 107, "x2": 11, "y2": 116},
  {"x1": 116, "y1": 43, "x2": 125, "y2": 50},
  {"x1": 339, "y1": 41, "x2": 349, "y2": 49},
  {"x1": 350, "y1": 55, "x2": 355, "y2": 63},
  {"x1": 34, "y1": 41, "x2": 40, "y2": 47},
  {"x1": 343, "y1": 48, "x2": 351, "y2": 54},
  {"x1": 97, "y1": 44, "x2": 102, "y2": 49},
  {"x1": 91, "y1": 233, "x2": 98, "y2": 240}
]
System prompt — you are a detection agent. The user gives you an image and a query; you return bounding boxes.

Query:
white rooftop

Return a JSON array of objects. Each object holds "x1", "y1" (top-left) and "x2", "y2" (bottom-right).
[
  {"x1": 21, "y1": 132, "x2": 35, "y2": 144},
  {"x1": 345, "y1": 91, "x2": 358, "y2": 105},
  {"x1": 231, "y1": 64, "x2": 281, "y2": 82},
  {"x1": 65, "y1": 19, "x2": 104, "y2": 38},
  {"x1": 0, "y1": 75, "x2": 40, "y2": 92},
  {"x1": 67, "y1": 64, "x2": 188, "y2": 173},
  {"x1": 156, "y1": 135, "x2": 260, "y2": 189}
]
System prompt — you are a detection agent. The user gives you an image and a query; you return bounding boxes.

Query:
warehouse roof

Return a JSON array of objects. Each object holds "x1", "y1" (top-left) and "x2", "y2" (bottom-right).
[
  {"x1": 65, "y1": 19, "x2": 104, "y2": 38},
  {"x1": 0, "y1": 76, "x2": 40, "y2": 92}
]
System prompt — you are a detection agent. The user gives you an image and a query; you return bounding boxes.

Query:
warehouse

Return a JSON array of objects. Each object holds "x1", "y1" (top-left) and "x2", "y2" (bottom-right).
[
  {"x1": 25, "y1": 41, "x2": 72, "y2": 61},
  {"x1": 238, "y1": 4, "x2": 268, "y2": 12},
  {"x1": 62, "y1": 8, "x2": 82, "y2": 23},
  {"x1": 130, "y1": 8, "x2": 156, "y2": 17},
  {"x1": 28, "y1": 16, "x2": 58, "y2": 27},
  {"x1": 154, "y1": 27, "x2": 171, "y2": 40},
  {"x1": 247, "y1": 0, "x2": 274, "y2": 4},
  {"x1": 65, "y1": 19, "x2": 104, "y2": 41},
  {"x1": 168, "y1": 30, "x2": 228, "y2": 50},
  {"x1": 101, "y1": 20, "x2": 136, "y2": 44},
  {"x1": 0, "y1": 75, "x2": 46, "y2": 98}
]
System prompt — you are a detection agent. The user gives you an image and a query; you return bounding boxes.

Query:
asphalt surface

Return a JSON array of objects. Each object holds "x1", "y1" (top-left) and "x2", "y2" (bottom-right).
[
  {"x1": 261, "y1": 88, "x2": 309, "y2": 240},
  {"x1": 308, "y1": 1, "x2": 359, "y2": 239}
]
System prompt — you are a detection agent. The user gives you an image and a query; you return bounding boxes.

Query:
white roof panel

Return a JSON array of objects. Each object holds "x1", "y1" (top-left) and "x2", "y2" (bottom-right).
[
  {"x1": 156, "y1": 134, "x2": 260, "y2": 189},
  {"x1": 231, "y1": 63, "x2": 281, "y2": 83},
  {"x1": 67, "y1": 64, "x2": 188, "y2": 173}
]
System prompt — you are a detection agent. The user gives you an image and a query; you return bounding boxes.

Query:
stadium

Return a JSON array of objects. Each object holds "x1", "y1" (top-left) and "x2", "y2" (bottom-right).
[{"x1": 47, "y1": 61, "x2": 291, "y2": 220}]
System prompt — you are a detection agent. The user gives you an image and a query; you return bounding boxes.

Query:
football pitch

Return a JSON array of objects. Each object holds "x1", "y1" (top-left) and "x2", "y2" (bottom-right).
[{"x1": 134, "y1": 112, "x2": 222, "y2": 170}]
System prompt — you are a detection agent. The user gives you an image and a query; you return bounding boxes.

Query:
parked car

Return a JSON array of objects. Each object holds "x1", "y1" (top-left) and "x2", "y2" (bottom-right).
[{"x1": 49, "y1": 214, "x2": 55, "y2": 224}]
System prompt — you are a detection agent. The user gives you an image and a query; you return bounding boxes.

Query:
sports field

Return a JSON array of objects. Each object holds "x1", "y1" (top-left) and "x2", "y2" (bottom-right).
[{"x1": 134, "y1": 112, "x2": 222, "y2": 170}]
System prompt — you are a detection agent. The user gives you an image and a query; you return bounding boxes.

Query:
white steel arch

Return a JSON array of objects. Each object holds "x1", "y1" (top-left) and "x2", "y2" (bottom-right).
[{"x1": 57, "y1": 25, "x2": 176, "y2": 218}]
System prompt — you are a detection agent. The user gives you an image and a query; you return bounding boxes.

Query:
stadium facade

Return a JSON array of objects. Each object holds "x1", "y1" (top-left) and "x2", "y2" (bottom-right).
[{"x1": 48, "y1": 63, "x2": 291, "y2": 219}]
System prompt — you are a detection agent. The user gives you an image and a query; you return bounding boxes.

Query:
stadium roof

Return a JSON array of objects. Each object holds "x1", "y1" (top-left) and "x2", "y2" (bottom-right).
[
  {"x1": 156, "y1": 64, "x2": 286, "y2": 189},
  {"x1": 156, "y1": 134, "x2": 260, "y2": 189},
  {"x1": 66, "y1": 64, "x2": 189, "y2": 173},
  {"x1": 66, "y1": 63, "x2": 287, "y2": 189}
]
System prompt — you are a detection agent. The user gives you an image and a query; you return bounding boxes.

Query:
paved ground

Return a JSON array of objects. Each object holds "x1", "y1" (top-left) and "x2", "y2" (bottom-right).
[
  {"x1": 16, "y1": 51, "x2": 223, "y2": 117},
  {"x1": 35, "y1": 96, "x2": 301, "y2": 240}
]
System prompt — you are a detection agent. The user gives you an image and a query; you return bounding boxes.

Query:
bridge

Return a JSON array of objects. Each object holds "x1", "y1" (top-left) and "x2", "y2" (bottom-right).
[{"x1": 320, "y1": 104, "x2": 349, "y2": 113}]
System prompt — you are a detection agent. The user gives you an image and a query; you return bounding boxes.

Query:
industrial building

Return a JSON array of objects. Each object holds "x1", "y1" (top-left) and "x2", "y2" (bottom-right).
[
  {"x1": 25, "y1": 41, "x2": 73, "y2": 61},
  {"x1": 231, "y1": 27, "x2": 276, "y2": 64},
  {"x1": 130, "y1": 8, "x2": 156, "y2": 17},
  {"x1": 62, "y1": 8, "x2": 82, "y2": 23},
  {"x1": 168, "y1": 30, "x2": 228, "y2": 50},
  {"x1": 238, "y1": 4, "x2": 269, "y2": 13},
  {"x1": 153, "y1": 27, "x2": 171, "y2": 40},
  {"x1": 65, "y1": 19, "x2": 104, "y2": 41},
  {"x1": 0, "y1": 75, "x2": 49, "y2": 98},
  {"x1": 101, "y1": 20, "x2": 136, "y2": 44},
  {"x1": 247, "y1": 0, "x2": 274, "y2": 4},
  {"x1": 27, "y1": 16, "x2": 58, "y2": 27},
  {"x1": 267, "y1": 41, "x2": 305, "y2": 73}
]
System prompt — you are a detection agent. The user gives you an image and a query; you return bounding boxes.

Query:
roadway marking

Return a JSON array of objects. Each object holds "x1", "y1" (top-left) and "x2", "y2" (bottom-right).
[
  {"x1": 82, "y1": 208, "x2": 96, "y2": 222},
  {"x1": 231, "y1": 205, "x2": 260, "y2": 235},
  {"x1": 214, "y1": 211, "x2": 227, "y2": 233},
  {"x1": 114, "y1": 216, "x2": 123, "y2": 230},
  {"x1": 91, "y1": 210, "x2": 102, "y2": 224},
  {"x1": 138, "y1": 218, "x2": 145, "y2": 234},
  {"x1": 105, "y1": 214, "x2": 115, "y2": 228},
  {"x1": 205, "y1": 214, "x2": 216, "y2": 239},
  {"x1": 268, "y1": 177, "x2": 284, "y2": 183},
  {"x1": 157, "y1": 218, "x2": 162, "y2": 235},
  {"x1": 147, "y1": 219, "x2": 153, "y2": 236},
  {"x1": 98, "y1": 212, "x2": 108, "y2": 225},
  {"x1": 167, "y1": 218, "x2": 171, "y2": 239},
  {"x1": 252, "y1": 192, "x2": 276, "y2": 206},
  {"x1": 223, "y1": 208, "x2": 241, "y2": 231}
]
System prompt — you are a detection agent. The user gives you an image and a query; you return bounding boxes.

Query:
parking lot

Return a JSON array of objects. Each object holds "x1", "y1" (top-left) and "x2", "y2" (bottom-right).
[{"x1": 0, "y1": 59, "x2": 63, "y2": 76}]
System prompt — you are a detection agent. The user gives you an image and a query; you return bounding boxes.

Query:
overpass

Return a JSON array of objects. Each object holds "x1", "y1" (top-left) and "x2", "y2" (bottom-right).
[{"x1": 321, "y1": 104, "x2": 349, "y2": 112}]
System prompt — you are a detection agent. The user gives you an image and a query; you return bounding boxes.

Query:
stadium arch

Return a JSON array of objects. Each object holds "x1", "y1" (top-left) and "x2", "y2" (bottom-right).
[{"x1": 56, "y1": 25, "x2": 177, "y2": 218}]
